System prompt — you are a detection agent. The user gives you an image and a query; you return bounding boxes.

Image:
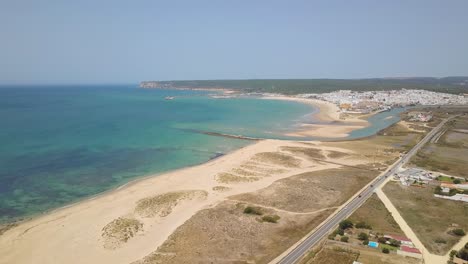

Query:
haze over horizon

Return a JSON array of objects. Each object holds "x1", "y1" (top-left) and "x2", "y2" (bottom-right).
[{"x1": 1, "y1": 0, "x2": 468, "y2": 85}]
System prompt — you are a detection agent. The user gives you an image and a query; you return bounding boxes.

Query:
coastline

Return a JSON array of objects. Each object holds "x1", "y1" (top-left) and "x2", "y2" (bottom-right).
[
  {"x1": 0, "y1": 96, "x2": 378, "y2": 264},
  {"x1": 262, "y1": 95, "x2": 370, "y2": 138},
  {"x1": 0, "y1": 138, "x2": 354, "y2": 264}
]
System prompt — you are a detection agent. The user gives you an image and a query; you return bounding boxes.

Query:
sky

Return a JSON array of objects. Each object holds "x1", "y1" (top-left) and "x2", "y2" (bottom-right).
[{"x1": 1, "y1": 0, "x2": 468, "y2": 84}]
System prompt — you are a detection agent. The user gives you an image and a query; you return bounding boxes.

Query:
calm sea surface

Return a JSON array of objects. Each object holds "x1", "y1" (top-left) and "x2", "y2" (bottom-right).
[{"x1": 0, "y1": 85, "x2": 402, "y2": 223}]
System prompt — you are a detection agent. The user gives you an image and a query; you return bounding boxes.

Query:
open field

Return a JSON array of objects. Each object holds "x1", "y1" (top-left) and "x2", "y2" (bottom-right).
[
  {"x1": 410, "y1": 115, "x2": 468, "y2": 178},
  {"x1": 383, "y1": 182, "x2": 468, "y2": 255},
  {"x1": 230, "y1": 167, "x2": 378, "y2": 213},
  {"x1": 133, "y1": 201, "x2": 333, "y2": 264},
  {"x1": 324, "y1": 121, "x2": 425, "y2": 167},
  {"x1": 305, "y1": 241, "x2": 422, "y2": 264},
  {"x1": 305, "y1": 246, "x2": 359, "y2": 264},
  {"x1": 348, "y1": 194, "x2": 404, "y2": 236}
]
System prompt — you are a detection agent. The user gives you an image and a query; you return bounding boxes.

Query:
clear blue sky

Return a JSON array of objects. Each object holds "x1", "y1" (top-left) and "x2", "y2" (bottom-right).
[{"x1": 1, "y1": 0, "x2": 467, "y2": 84}]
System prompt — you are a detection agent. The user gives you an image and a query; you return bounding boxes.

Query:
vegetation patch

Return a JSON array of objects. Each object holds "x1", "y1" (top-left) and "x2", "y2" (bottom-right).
[
  {"x1": 280, "y1": 146, "x2": 326, "y2": 160},
  {"x1": 216, "y1": 172, "x2": 260, "y2": 184},
  {"x1": 132, "y1": 201, "x2": 333, "y2": 264},
  {"x1": 261, "y1": 215, "x2": 280, "y2": 223},
  {"x1": 243, "y1": 206, "x2": 263, "y2": 215},
  {"x1": 230, "y1": 167, "x2": 378, "y2": 213},
  {"x1": 253, "y1": 152, "x2": 301, "y2": 168},
  {"x1": 212, "y1": 186, "x2": 231, "y2": 192},
  {"x1": 135, "y1": 190, "x2": 207, "y2": 217},
  {"x1": 306, "y1": 247, "x2": 359, "y2": 264},
  {"x1": 102, "y1": 217, "x2": 143, "y2": 249}
]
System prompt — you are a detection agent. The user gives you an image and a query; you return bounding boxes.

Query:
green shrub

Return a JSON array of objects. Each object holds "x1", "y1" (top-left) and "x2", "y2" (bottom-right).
[
  {"x1": 358, "y1": 232, "x2": 369, "y2": 241},
  {"x1": 243, "y1": 206, "x2": 263, "y2": 215},
  {"x1": 378, "y1": 237, "x2": 387, "y2": 243},
  {"x1": 261, "y1": 215, "x2": 280, "y2": 223},
  {"x1": 362, "y1": 240, "x2": 369, "y2": 245},
  {"x1": 340, "y1": 236, "x2": 349, "y2": 242},
  {"x1": 389, "y1": 239, "x2": 401, "y2": 247},
  {"x1": 435, "y1": 238, "x2": 447, "y2": 244},
  {"x1": 453, "y1": 179, "x2": 461, "y2": 184},
  {"x1": 339, "y1": 219, "x2": 353, "y2": 230},
  {"x1": 382, "y1": 248, "x2": 390, "y2": 254},
  {"x1": 452, "y1": 229, "x2": 466, "y2": 236},
  {"x1": 458, "y1": 249, "x2": 468, "y2": 261}
]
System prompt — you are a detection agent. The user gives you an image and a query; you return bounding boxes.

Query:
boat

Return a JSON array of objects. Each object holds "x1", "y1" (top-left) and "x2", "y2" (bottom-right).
[{"x1": 165, "y1": 96, "x2": 175, "y2": 100}]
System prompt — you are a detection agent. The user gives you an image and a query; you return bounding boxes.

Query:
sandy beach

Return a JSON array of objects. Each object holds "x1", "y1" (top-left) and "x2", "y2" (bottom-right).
[
  {"x1": 0, "y1": 138, "x2": 362, "y2": 264},
  {"x1": 262, "y1": 96, "x2": 369, "y2": 138},
  {"x1": 0, "y1": 98, "x2": 374, "y2": 264}
]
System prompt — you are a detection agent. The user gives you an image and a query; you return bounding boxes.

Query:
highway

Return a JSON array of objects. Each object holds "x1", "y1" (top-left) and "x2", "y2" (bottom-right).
[{"x1": 277, "y1": 116, "x2": 454, "y2": 264}]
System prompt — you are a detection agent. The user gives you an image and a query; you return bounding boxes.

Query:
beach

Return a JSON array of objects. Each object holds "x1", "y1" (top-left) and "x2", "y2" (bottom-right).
[
  {"x1": 0, "y1": 138, "x2": 362, "y2": 264},
  {"x1": 0, "y1": 97, "x2": 368, "y2": 264},
  {"x1": 262, "y1": 96, "x2": 369, "y2": 138},
  {"x1": 0, "y1": 97, "x2": 381, "y2": 264}
]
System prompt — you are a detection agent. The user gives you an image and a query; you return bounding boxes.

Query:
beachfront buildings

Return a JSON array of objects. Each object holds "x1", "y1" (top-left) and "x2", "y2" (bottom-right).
[{"x1": 301, "y1": 89, "x2": 468, "y2": 113}]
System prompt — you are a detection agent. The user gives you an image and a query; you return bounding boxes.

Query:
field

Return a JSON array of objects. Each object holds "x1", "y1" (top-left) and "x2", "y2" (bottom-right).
[
  {"x1": 324, "y1": 121, "x2": 425, "y2": 167},
  {"x1": 305, "y1": 247, "x2": 359, "y2": 264},
  {"x1": 133, "y1": 201, "x2": 333, "y2": 264},
  {"x1": 230, "y1": 167, "x2": 378, "y2": 213},
  {"x1": 305, "y1": 241, "x2": 422, "y2": 264},
  {"x1": 410, "y1": 115, "x2": 468, "y2": 178},
  {"x1": 383, "y1": 182, "x2": 468, "y2": 254},
  {"x1": 348, "y1": 194, "x2": 404, "y2": 236}
]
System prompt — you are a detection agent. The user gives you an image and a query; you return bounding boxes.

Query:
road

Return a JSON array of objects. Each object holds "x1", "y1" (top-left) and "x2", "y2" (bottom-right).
[{"x1": 277, "y1": 116, "x2": 454, "y2": 264}]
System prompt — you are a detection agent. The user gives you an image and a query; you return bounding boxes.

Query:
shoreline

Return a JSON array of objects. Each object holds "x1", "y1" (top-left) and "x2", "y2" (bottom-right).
[
  {"x1": 262, "y1": 95, "x2": 370, "y2": 138},
  {"x1": 0, "y1": 96, "x2": 379, "y2": 264},
  {"x1": 0, "y1": 139, "x2": 351, "y2": 264},
  {"x1": 0, "y1": 96, "x2": 369, "y2": 227}
]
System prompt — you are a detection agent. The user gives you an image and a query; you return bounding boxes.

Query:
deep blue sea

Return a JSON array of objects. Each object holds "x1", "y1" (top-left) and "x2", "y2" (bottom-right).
[{"x1": 0, "y1": 85, "x2": 403, "y2": 223}]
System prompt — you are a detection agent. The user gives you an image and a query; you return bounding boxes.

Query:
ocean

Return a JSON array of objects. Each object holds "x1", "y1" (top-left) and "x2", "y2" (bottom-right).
[
  {"x1": 0, "y1": 85, "x2": 404, "y2": 223},
  {"x1": 0, "y1": 85, "x2": 314, "y2": 223}
]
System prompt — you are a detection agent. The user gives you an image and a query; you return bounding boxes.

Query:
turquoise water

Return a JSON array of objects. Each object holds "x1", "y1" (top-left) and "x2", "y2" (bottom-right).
[
  {"x1": 0, "y1": 85, "x2": 313, "y2": 222},
  {"x1": 347, "y1": 108, "x2": 406, "y2": 139},
  {"x1": 0, "y1": 86, "x2": 403, "y2": 223}
]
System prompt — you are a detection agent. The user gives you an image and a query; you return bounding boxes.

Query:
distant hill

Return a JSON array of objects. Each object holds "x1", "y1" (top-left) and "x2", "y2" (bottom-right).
[{"x1": 140, "y1": 77, "x2": 468, "y2": 95}]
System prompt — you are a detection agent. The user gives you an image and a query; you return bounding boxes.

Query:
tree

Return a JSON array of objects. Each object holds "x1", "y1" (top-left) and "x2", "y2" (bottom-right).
[
  {"x1": 382, "y1": 248, "x2": 390, "y2": 254},
  {"x1": 464, "y1": 242, "x2": 468, "y2": 250},
  {"x1": 358, "y1": 232, "x2": 369, "y2": 241},
  {"x1": 334, "y1": 228, "x2": 344, "y2": 236},
  {"x1": 389, "y1": 239, "x2": 401, "y2": 247},
  {"x1": 340, "y1": 236, "x2": 349, "y2": 243},
  {"x1": 453, "y1": 179, "x2": 461, "y2": 184},
  {"x1": 457, "y1": 249, "x2": 468, "y2": 261},
  {"x1": 378, "y1": 237, "x2": 387, "y2": 243},
  {"x1": 450, "y1": 250, "x2": 458, "y2": 257},
  {"x1": 452, "y1": 229, "x2": 466, "y2": 236},
  {"x1": 434, "y1": 186, "x2": 442, "y2": 194},
  {"x1": 362, "y1": 240, "x2": 369, "y2": 245},
  {"x1": 339, "y1": 219, "x2": 353, "y2": 230}
]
